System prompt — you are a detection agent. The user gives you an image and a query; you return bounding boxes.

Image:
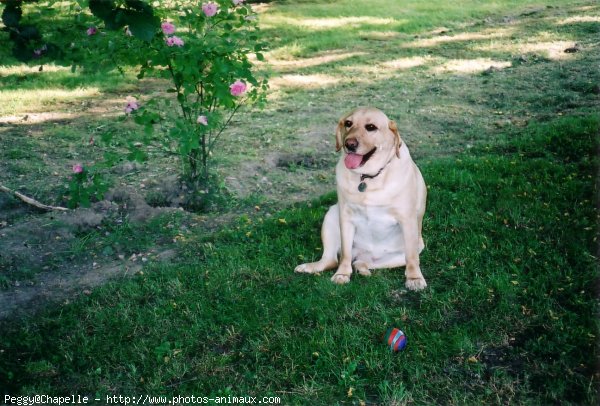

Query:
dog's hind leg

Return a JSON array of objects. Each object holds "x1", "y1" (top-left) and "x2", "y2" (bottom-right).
[{"x1": 295, "y1": 204, "x2": 340, "y2": 274}]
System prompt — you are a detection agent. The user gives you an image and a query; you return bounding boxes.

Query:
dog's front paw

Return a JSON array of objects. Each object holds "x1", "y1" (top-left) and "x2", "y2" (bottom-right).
[
  {"x1": 331, "y1": 263, "x2": 352, "y2": 284},
  {"x1": 295, "y1": 258, "x2": 338, "y2": 274},
  {"x1": 405, "y1": 277, "x2": 427, "y2": 291},
  {"x1": 295, "y1": 262, "x2": 322, "y2": 274},
  {"x1": 331, "y1": 273, "x2": 351, "y2": 284}
]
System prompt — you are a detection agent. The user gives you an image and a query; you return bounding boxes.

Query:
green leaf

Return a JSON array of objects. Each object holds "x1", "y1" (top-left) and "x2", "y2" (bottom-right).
[
  {"x1": 190, "y1": 132, "x2": 200, "y2": 150},
  {"x1": 19, "y1": 25, "x2": 41, "y2": 41},
  {"x1": 126, "y1": 10, "x2": 159, "y2": 42},
  {"x1": 127, "y1": 147, "x2": 147, "y2": 162},
  {"x1": 90, "y1": 0, "x2": 158, "y2": 35},
  {"x1": 105, "y1": 10, "x2": 127, "y2": 30},
  {"x1": 103, "y1": 151, "x2": 120, "y2": 166},
  {"x1": 93, "y1": 175, "x2": 110, "y2": 196},
  {"x1": 133, "y1": 110, "x2": 159, "y2": 126},
  {"x1": 12, "y1": 45, "x2": 33, "y2": 62},
  {"x1": 125, "y1": 0, "x2": 154, "y2": 14},
  {"x1": 144, "y1": 124, "x2": 153, "y2": 136},
  {"x1": 179, "y1": 138, "x2": 192, "y2": 155},
  {"x1": 2, "y1": 3, "x2": 22, "y2": 28},
  {"x1": 101, "y1": 131, "x2": 114, "y2": 144},
  {"x1": 133, "y1": 114, "x2": 146, "y2": 126},
  {"x1": 79, "y1": 191, "x2": 91, "y2": 208},
  {"x1": 89, "y1": 0, "x2": 116, "y2": 20}
]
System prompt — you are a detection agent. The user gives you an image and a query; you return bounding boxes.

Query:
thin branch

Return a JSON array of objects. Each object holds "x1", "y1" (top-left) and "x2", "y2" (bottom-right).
[
  {"x1": 208, "y1": 100, "x2": 244, "y2": 152},
  {"x1": 0, "y1": 184, "x2": 68, "y2": 212},
  {"x1": 194, "y1": 81, "x2": 204, "y2": 107},
  {"x1": 167, "y1": 61, "x2": 188, "y2": 121}
]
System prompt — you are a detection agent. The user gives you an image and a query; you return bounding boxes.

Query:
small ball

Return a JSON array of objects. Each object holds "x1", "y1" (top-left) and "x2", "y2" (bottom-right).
[{"x1": 384, "y1": 327, "x2": 407, "y2": 352}]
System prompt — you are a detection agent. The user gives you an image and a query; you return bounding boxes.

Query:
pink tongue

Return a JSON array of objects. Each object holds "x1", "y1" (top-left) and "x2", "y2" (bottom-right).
[{"x1": 344, "y1": 153, "x2": 363, "y2": 169}]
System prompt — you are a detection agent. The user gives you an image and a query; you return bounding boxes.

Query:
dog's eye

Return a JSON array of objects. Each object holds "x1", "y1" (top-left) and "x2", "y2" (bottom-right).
[
  {"x1": 365, "y1": 124, "x2": 378, "y2": 132},
  {"x1": 344, "y1": 120, "x2": 353, "y2": 128}
]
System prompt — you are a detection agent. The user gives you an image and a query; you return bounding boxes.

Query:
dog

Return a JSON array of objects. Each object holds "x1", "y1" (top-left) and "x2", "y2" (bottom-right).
[{"x1": 295, "y1": 107, "x2": 427, "y2": 290}]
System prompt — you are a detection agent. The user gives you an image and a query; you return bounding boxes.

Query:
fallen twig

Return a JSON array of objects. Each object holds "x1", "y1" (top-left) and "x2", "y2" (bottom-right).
[{"x1": 0, "y1": 184, "x2": 68, "y2": 212}]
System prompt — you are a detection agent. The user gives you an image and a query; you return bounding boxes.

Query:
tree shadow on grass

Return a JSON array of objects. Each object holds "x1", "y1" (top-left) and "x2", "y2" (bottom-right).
[
  {"x1": 0, "y1": 2, "x2": 597, "y2": 209},
  {"x1": 0, "y1": 67, "x2": 139, "y2": 92},
  {"x1": 250, "y1": 2, "x2": 599, "y2": 158}
]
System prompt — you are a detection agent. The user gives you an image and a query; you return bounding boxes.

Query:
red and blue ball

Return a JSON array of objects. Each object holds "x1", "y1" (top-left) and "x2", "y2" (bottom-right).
[{"x1": 385, "y1": 328, "x2": 407, "y2": 352}]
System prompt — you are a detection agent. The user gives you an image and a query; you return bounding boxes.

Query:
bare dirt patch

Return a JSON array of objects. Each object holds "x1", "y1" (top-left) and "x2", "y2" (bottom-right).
[
  {"x1": 0, "y1": 186, "x2": 182, "y2": 320},
  {"x1": 0, "y1": 248, "x2": 177, "y2": 320}
]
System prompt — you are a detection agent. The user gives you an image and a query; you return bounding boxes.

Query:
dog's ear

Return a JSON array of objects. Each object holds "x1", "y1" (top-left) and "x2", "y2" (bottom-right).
[
  {"x1": 335, "y1": 118, "x2": 345, "y2": 152},
  {"x1": 389, "y1": 119, "x2": 403, "y2": 158}
]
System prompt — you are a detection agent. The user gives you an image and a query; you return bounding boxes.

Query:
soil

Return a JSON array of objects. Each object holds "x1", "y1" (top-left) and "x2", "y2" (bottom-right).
[
  {"x1": 0, "y1": 248, "x2": 177, "y2": 320},
  {"x1": 0, "y1": 148, "x2": 336, "y2": 321},
  {"x1": 0, "y1": 185, "x2": 183, "y2": 320}
]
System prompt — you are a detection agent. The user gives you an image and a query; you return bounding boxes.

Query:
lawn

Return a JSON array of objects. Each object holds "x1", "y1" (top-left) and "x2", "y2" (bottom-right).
[
  {"x1": 1, "y1": 0, "x2": 599, "y2": 404},
  {"x1": 1, "y1": 115, "x2": 598, "y2": 404}
]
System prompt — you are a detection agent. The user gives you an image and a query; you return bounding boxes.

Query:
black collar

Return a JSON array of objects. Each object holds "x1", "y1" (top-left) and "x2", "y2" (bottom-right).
[{"x1": 357, "y1": 157, "x2": 393, "y2": 192}]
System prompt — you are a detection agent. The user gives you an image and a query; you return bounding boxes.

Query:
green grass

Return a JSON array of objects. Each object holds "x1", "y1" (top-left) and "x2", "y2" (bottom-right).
[
  {"x1": 1, "y1": 0, "x2": 599, "y2": 403},
  {"x1": 1, "y1": 115, "x2": 597, "y2": 404},
  {"x1": 261, "y1": 0, "x2": 571, "y2": 56},
  {"x1": 2, "y1": 0, "x2": 599, "y2": 210}
]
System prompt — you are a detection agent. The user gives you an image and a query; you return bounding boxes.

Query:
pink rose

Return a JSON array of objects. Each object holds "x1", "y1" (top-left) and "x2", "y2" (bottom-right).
[
  {"x1": 165, "y1": 36, "x2": 185, "y2": 47},
  {"x1": 33, "y1": 44, "x2": 47, "y2": 58},
  {"x1": 161, "y1": 21, "x2": 176, "y2": 35},
  {"x1": 86, "y1": 26, "x2": 98, "y2": 36},
  {"x1": 197, "y1": 115, "x2": 208, "y2": 126},
  {"x1": 202, "y1": 2, "x2": 218, "y2": 17},
  {"x1": 172, "y1": 36, "x2": 184, "y2": 47},
  {"x1": 229, "y1": 80, "x2": 247, "y2": 97},
  {"x1": 124, "y1": 96, "x2": 139, "y2": 114},
  {"x1": 72, "y1": 164, "x2": 83, "y2": 174}
]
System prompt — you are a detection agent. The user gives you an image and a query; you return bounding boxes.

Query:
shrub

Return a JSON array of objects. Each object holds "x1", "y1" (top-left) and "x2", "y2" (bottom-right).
[
  {"x1": 1, "y1": 0, "x2": 268, "y2": 207},
  {"x1": 84, "y1": 0, "x2": 268, "y2": 189}
]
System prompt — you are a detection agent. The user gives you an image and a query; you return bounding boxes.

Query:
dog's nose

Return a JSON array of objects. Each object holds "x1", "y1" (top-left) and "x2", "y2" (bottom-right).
[{"x1": 345, "y1": 138, "x2": 358, "y2": 152}]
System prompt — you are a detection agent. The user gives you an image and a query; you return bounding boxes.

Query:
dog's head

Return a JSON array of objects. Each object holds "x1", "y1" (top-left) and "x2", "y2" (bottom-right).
[{"x1": 335, "y1": 107, "x2": 402, "y2": 172}]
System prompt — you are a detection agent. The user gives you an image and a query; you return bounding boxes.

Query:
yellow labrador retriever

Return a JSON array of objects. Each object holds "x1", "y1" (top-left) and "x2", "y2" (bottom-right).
[{"x1": 295, "y1": 107, "x2": 427, "y2": 290}]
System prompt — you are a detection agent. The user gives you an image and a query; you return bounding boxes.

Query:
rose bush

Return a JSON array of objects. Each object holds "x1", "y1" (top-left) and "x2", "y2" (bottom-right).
[
  {"x1": 2, "y1": 0, "x2": 268, "y2": 207},
  {"x1": 66, "y1": 163, "x2": 109, "y2": 209},
  {"x1": 82, "y1": 0, "x2": 268, "y2": 191}
]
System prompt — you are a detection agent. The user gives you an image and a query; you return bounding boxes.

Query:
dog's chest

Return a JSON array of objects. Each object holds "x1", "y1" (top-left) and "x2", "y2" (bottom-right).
[{"x1": 349, "y1": 204, "x2": 404, "y2": 255}]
